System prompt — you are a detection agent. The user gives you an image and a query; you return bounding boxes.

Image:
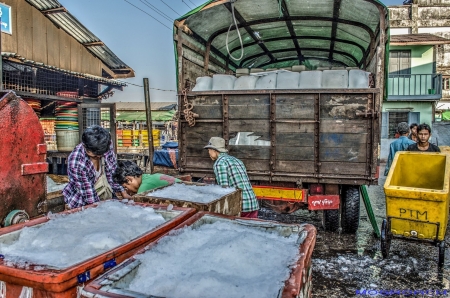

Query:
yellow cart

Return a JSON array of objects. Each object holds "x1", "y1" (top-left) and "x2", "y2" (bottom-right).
[{"x1": 382, "y1": 151, "x2": 450, "y2": 267}]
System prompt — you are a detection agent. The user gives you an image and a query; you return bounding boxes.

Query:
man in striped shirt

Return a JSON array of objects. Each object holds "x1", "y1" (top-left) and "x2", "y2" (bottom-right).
[{"x1": 205, "y1": 137, "x2": 259, "y2": 218}]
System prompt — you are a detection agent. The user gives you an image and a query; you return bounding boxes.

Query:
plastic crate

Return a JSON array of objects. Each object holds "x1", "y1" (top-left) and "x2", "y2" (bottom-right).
[
  {"x1": 134, "y1": 181, "x2": 242, "y2": 216},
  {"x1": 0, "y1": 202, "x2": 196, "y2": 297},
  {"x1": 81, "y1": 212, "x2": 316, "y2": 298}
]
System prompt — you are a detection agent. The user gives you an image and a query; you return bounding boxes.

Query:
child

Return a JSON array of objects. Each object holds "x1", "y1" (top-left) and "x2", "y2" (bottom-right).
[{"x1": 113, "y1": 161, "x2": 181, "y2": 195}]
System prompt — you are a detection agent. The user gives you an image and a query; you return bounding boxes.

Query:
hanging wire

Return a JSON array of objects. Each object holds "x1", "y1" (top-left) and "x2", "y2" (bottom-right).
[
  {"x1": 226, "y1": 1, "x2": 244, "y2": 61},
  {"x1": 141, "y1": 0, "x2": 174, "y2": 22},
  {"x1": 181, "y1": 0, "x2": 193, "y2": 9},
  {"x1": 160, "y1": 0, "x2": 182, "y2": 15},
  {"x1": 188, "y1": 0, "x2": 197, "y2": 6},
  {"x1": 117, "y1": 80, "x2": 177, "y2": 92},
  {"x1": 123, "y1": 0, "x2": 172, "y2": 31}
]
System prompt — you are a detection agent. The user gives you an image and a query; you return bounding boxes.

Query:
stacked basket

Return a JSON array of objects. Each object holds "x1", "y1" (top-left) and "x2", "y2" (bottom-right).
[
  {"x1": 55, "y1": 102, "x2": 79, "y2": 151},
  {"x1": 39, "y1": 118, "x2": 57, "y2": 151},
  {"x1": 24, "y1": 99, "x2": 41, "y2": 117}
]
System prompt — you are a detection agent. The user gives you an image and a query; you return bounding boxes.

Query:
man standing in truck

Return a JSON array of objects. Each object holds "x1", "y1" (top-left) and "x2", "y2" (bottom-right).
[{"x1": 205, "y1": 137, "x2": 260, "y2": 218}]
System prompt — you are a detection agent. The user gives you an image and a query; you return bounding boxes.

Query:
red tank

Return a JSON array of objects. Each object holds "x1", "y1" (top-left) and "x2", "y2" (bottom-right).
[{"x1": 0, "y1": 91, "x2": 48, "y2": 224}]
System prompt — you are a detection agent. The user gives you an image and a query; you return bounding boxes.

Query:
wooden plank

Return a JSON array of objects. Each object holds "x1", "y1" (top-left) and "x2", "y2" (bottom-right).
[
  {"x1": 229, "y1": 145, "x2": 271, "y2": 160},
  {"x1": 16, "y1": 0, "x2": 33, "y2": 59},
  {"x1": 1, "y1": 0, "x2": 17, "y2": 53},
  {"x1": 186, "y1": 157, "x2": 214, "y2": 169},
  {"x1": 185, "y1": 146, "x2": 210, "y2": 157},
  {"x1": 275, "y1": 161, "x2": 315, "y2": 173},
  {"x1": 184, "y1": 124, "x2": 223, "y2": 145},
  {"x1": 276, "y1": 94, "x2": 315, "y2": 119},
  {"x1": 241, "y1": 159, "x2": 270, "y2": 171},
  {"x1": 276, "y1": 147, "x2": 314, "y2": 161},
  {"x1": 320, "y1": 133, "x2": 367, "y2": 148},
  {"x1": 319, "y1": 144, "x2": 367, "y2": 162},
  {"x1": 88, "y1": 53, "x2": 102, "y2": 77},
  {"x1": 70, "y1": 38, "x2": 82, "y2": 73},
  {"x1": 276, "y1": 133, "x2": 314, "y2": 146},
  {"x1": 320, "y1": 93, "x2": 369, "y2": 119},
  {"x1": 229, "y1": 95, "x2": 270, "y2": 119},
  {"x1": 59, "y1": 31, "x2": 71, "y2": 70},
  {"x1": 229, "y1": 120, "x2": 269, "y2": 133},
  {"x1": 276, "y1": 122, "x2": 315, "y2": 133},
  {"x1": 46, "y1": 20, "x2": 60, "y2": 68},
  {"x1": 32, "y1": 8, "x2": 47, "y2": 64},
  {"x1": 320, "y1": 119, "x2": 368, "y2": 134},
  {"x1": 190, "y1": 95, "x2": 223, "y2": 119},
  {"x1": 320, "y1": 162, "x2": 367, "y2": 175}
]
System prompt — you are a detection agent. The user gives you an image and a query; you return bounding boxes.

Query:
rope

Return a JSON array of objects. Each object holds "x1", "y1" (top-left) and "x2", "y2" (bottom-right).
[
  {"x1": 225, "y1": 1, "x2": 244, "y2": 61},
  {"x1": 182, "y1": 89, "x2": 198, "y2": 127},
  {"x1": 76, "y1": 284, "x2": 84, "y2": 298},
  {"x1": 19, "y1": 286, "x2": 32, "y2": 298},
  {"x1": 0, "y1": 281, "x2": 6, "y2": 298}
]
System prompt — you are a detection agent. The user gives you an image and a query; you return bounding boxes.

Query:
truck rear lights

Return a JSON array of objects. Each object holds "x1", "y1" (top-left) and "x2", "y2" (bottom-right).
[{"x1": 309, "y1": 184, "x2": 324, "y2": 195}]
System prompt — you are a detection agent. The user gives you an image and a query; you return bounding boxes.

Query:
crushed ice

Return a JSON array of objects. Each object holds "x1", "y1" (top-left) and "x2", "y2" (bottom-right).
[{"x1": 148, "y1": 183, "x2": 236, "y2": 203}]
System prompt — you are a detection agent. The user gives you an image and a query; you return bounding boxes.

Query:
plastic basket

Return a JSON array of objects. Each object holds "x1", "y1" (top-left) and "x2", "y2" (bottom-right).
[{"x1": 55, "y1": 130, "x2": 79, "y2": 152}]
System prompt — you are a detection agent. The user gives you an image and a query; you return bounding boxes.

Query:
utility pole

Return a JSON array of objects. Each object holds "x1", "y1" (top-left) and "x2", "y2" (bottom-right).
[{"x1": 143, "y1": 78, "x2": 154, "y2": 173}]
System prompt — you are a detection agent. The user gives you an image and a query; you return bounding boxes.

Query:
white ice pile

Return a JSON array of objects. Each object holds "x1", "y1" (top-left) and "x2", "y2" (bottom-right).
[
  {"x1": 127, "y1": 220, "x2": 300, "y2": 298},
  {"x1": 148, "y1": 183, "x2": 235, "y2": 203},
  {"x1": 46, "y1": 176, "x2": 67, "y2": 193},
  {"x1": 0, "y1": 201, "x2": 166, "y2": 269}
]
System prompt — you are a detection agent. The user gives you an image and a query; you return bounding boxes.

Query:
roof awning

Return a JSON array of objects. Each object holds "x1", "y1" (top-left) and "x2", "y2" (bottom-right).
[
  {"x1": 390, "y1": 34, "x2": 450, "y2": 46},
  {"x1": 175, "y1": 0, "x2": 387, "y2": 69},
  {"x1": 116, "y1": 110, "x2": 176, "y2": 122}
]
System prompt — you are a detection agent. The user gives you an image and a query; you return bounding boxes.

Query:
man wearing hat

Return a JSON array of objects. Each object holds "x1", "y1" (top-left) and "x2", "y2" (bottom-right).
[
  {"x1": 384, "y1": 122, "x2": 416, "y2": 176},
  {"x1": 205, "y1": 137, "x2": 259, "y2": 218}
]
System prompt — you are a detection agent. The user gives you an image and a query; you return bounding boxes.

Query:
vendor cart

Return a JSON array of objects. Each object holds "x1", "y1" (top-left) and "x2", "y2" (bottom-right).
[{"x1": 381, "y1": 151, "x2": 450, "y2": 267}]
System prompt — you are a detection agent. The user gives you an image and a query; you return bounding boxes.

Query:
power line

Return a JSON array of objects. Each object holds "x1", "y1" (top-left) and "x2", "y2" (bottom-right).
[
  {"x1": 141, "y1": 0, "x2": 174, "y2": 22},
  {"x1": 117, "y1": 80, "x2": 176, "y2": 92},
  {"x1": 160, "y1": 0, "x2": 182, "y2": 16},
  {"x1": 123, "y1": 0, "x2": 171, "y2": 31},
  {"x1": 188, "y1": 0, "x2": 197, "y2": 7},
  {"x1": 181, "y1": 0, "x2": 193, "y2": 10}
]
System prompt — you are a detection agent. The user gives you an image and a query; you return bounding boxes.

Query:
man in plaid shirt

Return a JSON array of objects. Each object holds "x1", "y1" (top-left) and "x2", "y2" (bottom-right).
[
  {"x1": 205, "y1": 137, "x2": 259, "y2": 218},
  {"x1": 63, "y1": 126, "x2": 131, "y2": 208}
]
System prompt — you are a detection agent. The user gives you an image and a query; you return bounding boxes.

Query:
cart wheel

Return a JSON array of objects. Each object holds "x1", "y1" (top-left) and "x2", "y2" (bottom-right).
[
  {"x1": 380, "y1": 219, "x2": 391, "y2": 258},
  {"x1": 438, "y1": 241, "x2": 445, "y2": 268}
]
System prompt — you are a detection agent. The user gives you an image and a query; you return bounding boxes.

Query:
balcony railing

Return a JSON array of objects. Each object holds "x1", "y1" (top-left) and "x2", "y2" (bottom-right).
[{"x1": 387, "y1": 73, "x2": 442, "y2": 100}]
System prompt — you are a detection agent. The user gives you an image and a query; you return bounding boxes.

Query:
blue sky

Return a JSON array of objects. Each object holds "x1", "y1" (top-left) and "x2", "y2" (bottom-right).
[{"x1": 59, "y1": 0, "x2": 404, "y2": 103}]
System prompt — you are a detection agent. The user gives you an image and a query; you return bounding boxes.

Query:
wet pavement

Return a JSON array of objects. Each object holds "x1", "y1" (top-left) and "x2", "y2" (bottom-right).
[{"x1": 258, "y1": 171, "x2": 450, "y2": 297}]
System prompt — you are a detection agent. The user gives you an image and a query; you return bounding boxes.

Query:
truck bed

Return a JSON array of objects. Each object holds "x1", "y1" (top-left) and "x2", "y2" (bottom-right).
[{"x1": 178, "y1": 88, "x2": 380, "y2": 186}]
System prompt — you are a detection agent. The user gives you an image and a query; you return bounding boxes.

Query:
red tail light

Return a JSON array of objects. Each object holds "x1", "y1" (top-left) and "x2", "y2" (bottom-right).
[{"x1": 310, "y1": 184, "x2": 324, "y2": 195}]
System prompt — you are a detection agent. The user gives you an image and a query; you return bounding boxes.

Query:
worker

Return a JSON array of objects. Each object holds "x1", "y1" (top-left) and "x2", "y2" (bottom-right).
[
  {"x1": 204, "y1": 137, "x2": 259, "y2": 218},
  {"x1": 384, "y1": 122, "x2": 415, "y2": 176},
  {"x1": 113, "y1": 160, "x2": 181, "y2": 195},
  {"x1": 63, "y1": 125, "x2": 132, "y2": 209},
  {"x1": 407, "y1": 123, "x2": 441, "y2": 152},
  {"x1": 408, "y1": 123, "x2": 418, "y2": 142}
]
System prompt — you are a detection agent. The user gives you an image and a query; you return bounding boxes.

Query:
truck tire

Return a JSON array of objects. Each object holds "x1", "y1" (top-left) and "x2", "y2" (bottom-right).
[
  {"x1": 323, "y1": 209, "x2": 340, "y2": 232},
  {"x1": 341, "y1": 186, "x2": 360, "y2": 233}
]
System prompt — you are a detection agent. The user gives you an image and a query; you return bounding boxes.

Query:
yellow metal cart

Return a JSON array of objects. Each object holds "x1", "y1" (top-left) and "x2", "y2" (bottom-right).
[{"x1": 382, "y1": 151, "x2": 450, "y2": 267}]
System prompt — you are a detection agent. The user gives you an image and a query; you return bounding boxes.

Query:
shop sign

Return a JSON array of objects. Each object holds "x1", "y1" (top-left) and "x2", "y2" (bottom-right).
[{"x1": 0, "y1": 3, "x2": 11, "y2": 34}]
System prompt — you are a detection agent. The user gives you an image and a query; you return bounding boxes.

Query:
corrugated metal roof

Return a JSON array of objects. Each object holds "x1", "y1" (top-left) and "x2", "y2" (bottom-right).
[
  {"x1": 390, "y1": 34, "x2": 450, "y2": 45},
  {"x1": 25, "y1": 0, "x2": 135, "y2": 78},
  {"x1": 115, "y1": 102, "x2": 178, "y2": 111},
  {"x1": 2, "y1": 52, "x2": 126, "y2": 87}
]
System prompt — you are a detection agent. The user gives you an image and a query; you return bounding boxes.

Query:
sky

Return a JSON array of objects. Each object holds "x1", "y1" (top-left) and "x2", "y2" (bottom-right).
[{"x1": 59, "y1": 0, "x2": 404, "y2": 103}]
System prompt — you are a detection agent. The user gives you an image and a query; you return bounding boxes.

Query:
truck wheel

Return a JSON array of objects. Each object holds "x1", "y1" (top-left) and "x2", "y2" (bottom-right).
[
  {"x1": 323, "y1": 209, "x2": 340, "y2": 232},
  {"x1": 341, "y1": 186, "x2": 360, "y2": 233}
]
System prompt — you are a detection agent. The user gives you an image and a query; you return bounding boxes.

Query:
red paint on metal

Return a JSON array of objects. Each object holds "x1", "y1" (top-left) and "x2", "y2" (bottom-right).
[
  {"x1": 37, "y1": 143, "x2": 47, "y2": 155},
  {"x1": 0, "y1": 91, "x2": 47, "y2": 220},
  {"x1": 22, "y1": 162, "x2": 49, "y2": 175},
  {"x1": 308, "y1": 195, "x2": 340, "y2": 210}
]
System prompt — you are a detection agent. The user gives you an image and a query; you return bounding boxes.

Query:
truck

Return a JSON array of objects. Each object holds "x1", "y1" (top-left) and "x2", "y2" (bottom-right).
[{"x1": 173, "y1": 0, "x2": 389, "y2": 233}]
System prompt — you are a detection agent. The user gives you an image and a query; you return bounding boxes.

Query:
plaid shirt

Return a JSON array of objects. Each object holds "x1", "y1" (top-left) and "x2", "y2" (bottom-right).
[
  {"x1": 63, "y1": 143, "x2": 124, "y2": 208},
  {"x1": 213, "y1": 153, "x2": 259, "y2": 212}
]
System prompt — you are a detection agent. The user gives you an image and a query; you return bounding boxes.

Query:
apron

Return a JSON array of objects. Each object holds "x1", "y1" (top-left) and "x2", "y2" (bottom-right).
[{"x1": 94, "y1": 158, "x2": 114, "y2": 200}]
